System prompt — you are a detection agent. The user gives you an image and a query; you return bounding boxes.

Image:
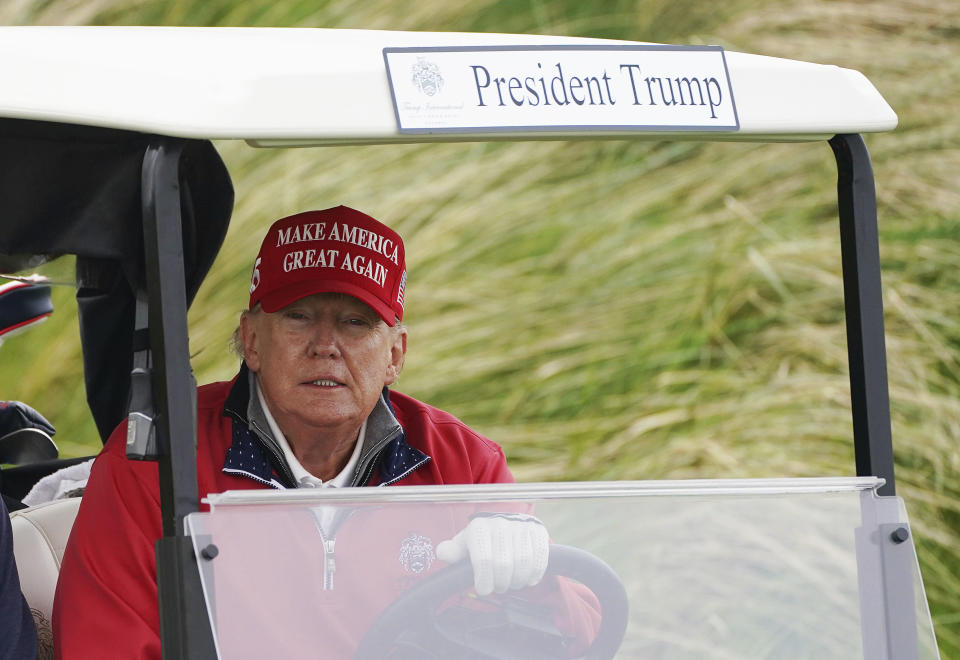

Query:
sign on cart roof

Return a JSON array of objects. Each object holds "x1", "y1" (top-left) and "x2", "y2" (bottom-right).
[{"x1": 0, "y1": 26, "x2": 896, "y2": 144}]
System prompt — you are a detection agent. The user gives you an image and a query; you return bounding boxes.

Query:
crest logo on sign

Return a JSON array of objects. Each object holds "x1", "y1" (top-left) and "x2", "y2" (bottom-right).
[
  {"x1": 411, "y1": 57, "x2": 444, "y2": 97},
  {"x1": 399, "y1": 532, "x2": 435, "y2": 574}
]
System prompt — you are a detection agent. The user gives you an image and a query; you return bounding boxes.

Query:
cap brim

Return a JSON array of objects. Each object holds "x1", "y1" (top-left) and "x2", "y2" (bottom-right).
[{"x1": 257, "y1": 280, "x2": 397, "y2": 326}]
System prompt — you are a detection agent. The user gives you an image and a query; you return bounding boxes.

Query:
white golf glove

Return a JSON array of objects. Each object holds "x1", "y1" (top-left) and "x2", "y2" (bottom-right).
[{"x1": 436, "y1": 513, "x2": 549, "y2": 596}]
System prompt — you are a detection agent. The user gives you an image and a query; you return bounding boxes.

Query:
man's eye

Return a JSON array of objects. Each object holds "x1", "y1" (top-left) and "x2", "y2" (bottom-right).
[
  {"x1": 344, "y1": 317, "x2": 370, "y2": 327},
  {"x1": 285, "y1": 311, "x2": 308, "y2": 321}
]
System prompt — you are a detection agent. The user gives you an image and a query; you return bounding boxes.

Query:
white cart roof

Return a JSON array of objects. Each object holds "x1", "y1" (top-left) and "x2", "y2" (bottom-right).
[{"x1": 0, "y1": 26, "x2": 896, "y2": 145}]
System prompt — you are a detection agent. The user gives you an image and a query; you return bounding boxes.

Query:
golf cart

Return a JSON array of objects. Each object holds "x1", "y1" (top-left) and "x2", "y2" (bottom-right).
[{"x1": 0, "y1": 26, "x2": 940, "y2": 658}]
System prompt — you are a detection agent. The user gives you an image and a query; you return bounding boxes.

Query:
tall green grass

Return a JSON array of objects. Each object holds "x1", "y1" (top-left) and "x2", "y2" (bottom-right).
[{"x1": 2, "y1": 0, "x2": 958, "y2": 653}]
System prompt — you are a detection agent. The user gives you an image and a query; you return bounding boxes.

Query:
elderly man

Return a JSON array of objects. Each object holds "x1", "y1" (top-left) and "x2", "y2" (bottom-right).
[{"x1": 53, "y1": 206, "x2": 577, "y2": 658}]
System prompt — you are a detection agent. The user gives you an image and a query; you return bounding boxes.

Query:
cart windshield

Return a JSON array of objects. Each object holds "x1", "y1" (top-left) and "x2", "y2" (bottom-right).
[{"x1": 186, "y1": 477, "x2": 937, "y2": 659}]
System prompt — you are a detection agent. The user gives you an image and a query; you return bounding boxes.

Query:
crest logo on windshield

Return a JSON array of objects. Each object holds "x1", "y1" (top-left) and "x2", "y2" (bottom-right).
[
  {"x1": 411, "y1": 58, "x2": 443, "y2": 97},
  {"x1": 399, "y1": 532, "x2": 435, "y2": 574}
]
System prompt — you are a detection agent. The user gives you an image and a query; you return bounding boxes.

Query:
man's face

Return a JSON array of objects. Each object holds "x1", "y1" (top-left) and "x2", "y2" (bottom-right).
[{"x1": 240, "y1": 293, "x2": 406, "y2": 443}]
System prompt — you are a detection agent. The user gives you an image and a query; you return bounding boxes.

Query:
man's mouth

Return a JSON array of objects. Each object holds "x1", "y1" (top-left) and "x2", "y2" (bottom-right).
[{"x1": 308, "y1": 379, "x2": 342, "y2": 387}]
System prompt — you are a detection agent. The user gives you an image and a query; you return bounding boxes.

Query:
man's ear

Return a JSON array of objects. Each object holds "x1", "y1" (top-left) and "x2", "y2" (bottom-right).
[
  {"x1": 385, "y1": 326, "x2": 408, "y2": 385},
  {"x1": 240, "y1": 312, "x2": 262, "y2": 372}
]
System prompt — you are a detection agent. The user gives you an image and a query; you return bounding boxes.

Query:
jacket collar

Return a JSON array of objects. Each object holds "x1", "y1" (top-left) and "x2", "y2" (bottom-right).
[{"x1": 221, "y1": 363, "x2": 429, "y2": 488}]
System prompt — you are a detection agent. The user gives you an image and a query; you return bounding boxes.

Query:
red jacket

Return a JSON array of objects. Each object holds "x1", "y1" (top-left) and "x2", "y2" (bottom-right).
[{"x1": 53, "y1": 372, "x2": 516, "y2": 659}]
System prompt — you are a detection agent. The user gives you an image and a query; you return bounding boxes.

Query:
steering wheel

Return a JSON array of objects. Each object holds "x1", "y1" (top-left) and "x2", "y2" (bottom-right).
[{"x1": 354, "y1": 544, "x2": 629, "y2": 660}]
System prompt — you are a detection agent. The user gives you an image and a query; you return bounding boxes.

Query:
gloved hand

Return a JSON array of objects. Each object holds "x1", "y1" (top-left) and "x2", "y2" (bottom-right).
[{"x1": 436, "y1": 513, "x2": 549, "y2": 596}]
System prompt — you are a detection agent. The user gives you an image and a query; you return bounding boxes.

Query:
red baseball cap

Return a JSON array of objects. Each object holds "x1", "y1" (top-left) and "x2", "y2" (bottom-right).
[{"x1": 248, "y1": 206, "x2": 407, "y2": 326}]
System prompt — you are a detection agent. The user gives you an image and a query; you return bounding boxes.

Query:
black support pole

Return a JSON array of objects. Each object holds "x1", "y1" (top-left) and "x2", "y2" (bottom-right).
[
  {"x1": 829, "y1": 134, "x2": 896, "y2": 497},
  {"x1": 141, "y1": 139, "x2": 217, "y2": 659}
]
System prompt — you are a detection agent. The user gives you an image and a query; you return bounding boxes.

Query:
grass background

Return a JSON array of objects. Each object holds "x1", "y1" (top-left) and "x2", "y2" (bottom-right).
[{"x1": 1, "y1": 0, "x2": 957, "y2": 654}]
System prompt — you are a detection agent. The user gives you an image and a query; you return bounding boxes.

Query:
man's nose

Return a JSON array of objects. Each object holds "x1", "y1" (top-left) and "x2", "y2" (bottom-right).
[{"x1": 308, "y1": 321, "x2": 342, "y2": 358}]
